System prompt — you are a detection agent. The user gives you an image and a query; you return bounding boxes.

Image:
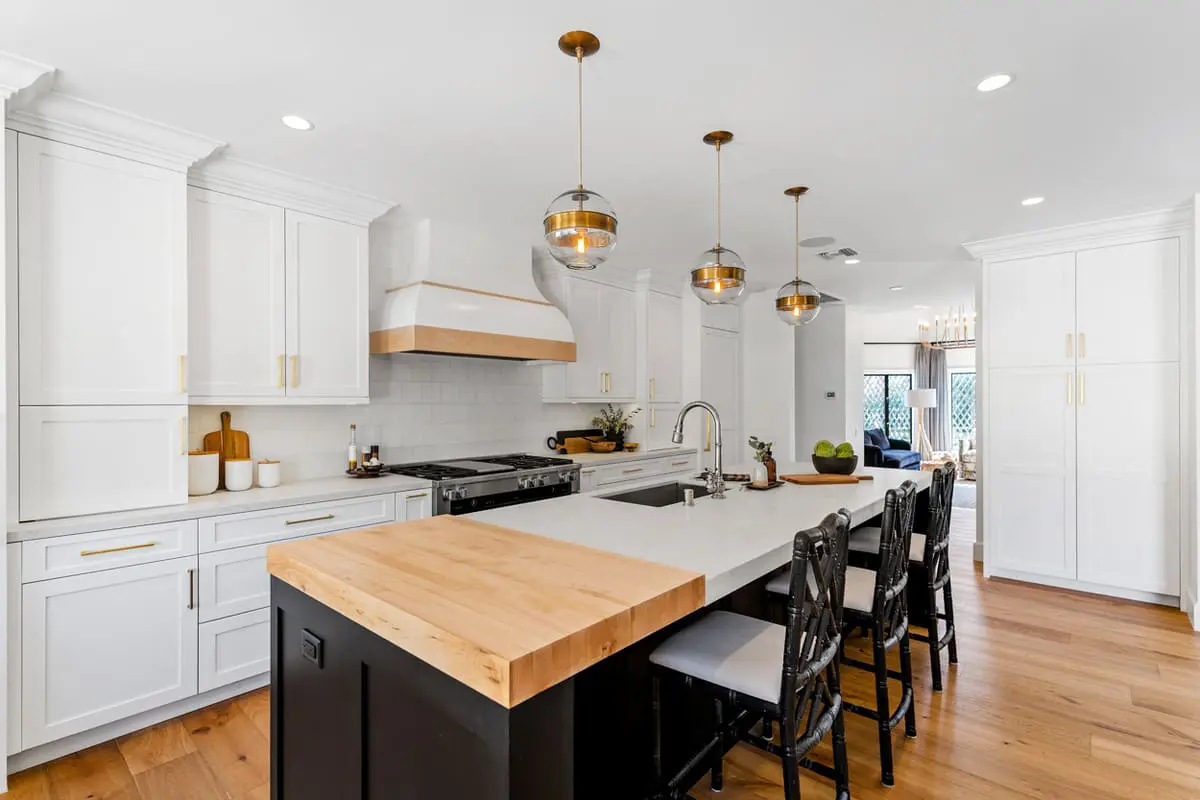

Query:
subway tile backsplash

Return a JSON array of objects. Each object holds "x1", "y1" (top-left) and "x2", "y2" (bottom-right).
[{"x1": 189, "y1": 354, "x2": 603, "y2": 484}]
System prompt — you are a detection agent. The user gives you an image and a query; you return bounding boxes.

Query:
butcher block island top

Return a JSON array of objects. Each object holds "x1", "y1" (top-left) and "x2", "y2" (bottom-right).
[{"x1": 266, "y1": 515, "x2": 705, "y2": 708}]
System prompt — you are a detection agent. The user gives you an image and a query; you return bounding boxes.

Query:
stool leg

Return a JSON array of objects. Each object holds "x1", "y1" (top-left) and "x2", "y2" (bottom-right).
[
  {"x1": 944, "y1": 572, "x2": 959, "y2": 665},
  {"x1": 651, "y1": 674, "x2": 663, "y2": 785},
  {"x1": 900, "y1": 629, "x2": 918, "y2": 739},
  {"x1": 927, "y1": 574, "x2": 943, "y2": 692},
  {"x1": 710, "y1": 698, "x2": 724, "y2": 791},
  {"x1": 871, "y1": 620, "x2": 895, "y2": 787},
  {"x1": 829, "y1": 664, "x2": 851, "y2": 800},
  {"x1": 781, "y1": 737, "x2": 800, "y2": 800}
]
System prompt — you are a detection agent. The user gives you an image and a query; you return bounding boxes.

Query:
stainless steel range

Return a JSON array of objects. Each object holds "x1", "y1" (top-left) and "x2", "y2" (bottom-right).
[{"x1": 388, "y1": 454, "x2": 580, "y2": 515}]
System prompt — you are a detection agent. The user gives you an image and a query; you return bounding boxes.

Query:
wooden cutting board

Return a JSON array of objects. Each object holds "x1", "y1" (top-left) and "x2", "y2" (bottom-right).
[
  {"x1": 202, "y1": 411, "x2": 251, "y2": 490},
  {"x1": 781, "y1": 473, "x2": 874, "y2": 486}
]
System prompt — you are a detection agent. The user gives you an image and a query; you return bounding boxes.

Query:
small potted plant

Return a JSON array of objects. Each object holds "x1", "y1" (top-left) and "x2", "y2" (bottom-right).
[
  {"x1": 591, "y1": 404, "x2": 640, "y2": 452},
  {"x1": 748, "y1": 436, "x2": 776, "y2": 485}
]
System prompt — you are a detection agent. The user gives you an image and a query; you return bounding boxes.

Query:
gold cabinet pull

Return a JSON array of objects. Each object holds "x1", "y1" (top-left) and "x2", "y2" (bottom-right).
[
  {"x1": 80, "y1": 541, "x2": 156, "y2": 557},
  {"x1": 187, "y1": 568, "x2": 195, "y2": 610},
  {"x1": 1078, "y1": 371, "x2": 1085, "y2": 405},
  {"x1": 622, "y1": 467, "x2": 643, "y2": 474},
  {"x1": 580, "y1": 468, "x2": 596, "y2": 475},
  {"x1": 407, "y1": 492, "x2": 428, "y2": 499},
  {"x1": 672, "y1": 459, "x2": 691, "y2": 466},
  {"x1": 1066, "y1": 334, "x2": 1073, "y2": 359},
  {"x1": 180, "y1": 417, "x2": 187, "y2": 456},
  {"x1": 285, "y1": 513, "x2": 335, "y2": 526},
  {"x1": 277, "y1": 355, "x2": 285, "y2": 389},
  {"x1": 650, "y1": 408, "x2": 656, "y2": 428},
  {"x1": 605, "y1": 372, "x2": 611, "y2": 393},
  {"x1": 600, "y1": 371, "x2": 605, "y2": 394},
  {"x1": 1079, "y1": 332, "x2": 1086, "y2": 359},
  {"x1": 1067, "y1": 373, "x2": 1073, "y2": 405},
  {"x1": 179, "y1": 355, "x2": 187, "y2": 393},
  {"x1": 649, "y1": 377, "x2": 656, "y2": 400},
  {"x1": 291, "y1": 355, "x2": 299, "y2": 388}
]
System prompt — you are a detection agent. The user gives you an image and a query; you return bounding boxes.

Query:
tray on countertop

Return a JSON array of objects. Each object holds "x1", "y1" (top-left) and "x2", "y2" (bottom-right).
[
  {"x1": 743, "y1": 480, "x2": 785, "y2": 491},
  {"x1": 781, "y1": 473, "x2": 874, "y2": 486}
]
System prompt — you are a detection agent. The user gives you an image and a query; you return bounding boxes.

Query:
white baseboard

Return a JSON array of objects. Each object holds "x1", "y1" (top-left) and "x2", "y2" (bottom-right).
[
  {"x1": 973, "y1": 541, "x2": 983, "y2": 562},
  {"x1": 8, "y1": 673, "x2": 268, "y2": 774},
  {"x1": 1184, "y1": 588, "x2": 1199, "y2": 630},
  {"x1": 989, "y1": 567, "x2": 1179, "y2": 608}
]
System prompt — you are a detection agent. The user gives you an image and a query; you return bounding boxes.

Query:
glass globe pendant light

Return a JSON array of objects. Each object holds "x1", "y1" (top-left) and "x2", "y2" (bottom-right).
[
  {"x1": 543, "y1": 31, "x2": 617, "y2": 270},
  {"x1": 776, "y1": 186, "x2": 822, "y2": 325},
  {"x1": 691, "y1": 131, "x2": 746, "y2": 304}
]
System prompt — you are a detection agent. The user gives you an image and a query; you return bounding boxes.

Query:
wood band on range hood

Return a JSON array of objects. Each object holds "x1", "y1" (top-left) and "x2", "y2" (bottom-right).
[{"x1": 369, "y1": 325, "x2": 577, "y2": 362}]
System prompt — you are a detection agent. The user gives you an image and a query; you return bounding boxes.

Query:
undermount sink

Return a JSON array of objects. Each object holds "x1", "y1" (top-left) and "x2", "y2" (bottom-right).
[{"x1": 600, "y1": 481, "x2": 712, "y2": 508}]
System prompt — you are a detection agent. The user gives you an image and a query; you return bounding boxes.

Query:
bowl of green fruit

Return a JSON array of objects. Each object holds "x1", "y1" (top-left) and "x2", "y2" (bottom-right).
[{"x1": 812, "y1": 440, "x2": 858, "y2": 475}]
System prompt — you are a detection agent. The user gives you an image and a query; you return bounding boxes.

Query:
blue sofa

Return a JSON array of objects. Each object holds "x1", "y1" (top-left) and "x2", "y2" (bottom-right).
[{"x1": 863, "y1": 429, "x2": 920, "y2": 470}]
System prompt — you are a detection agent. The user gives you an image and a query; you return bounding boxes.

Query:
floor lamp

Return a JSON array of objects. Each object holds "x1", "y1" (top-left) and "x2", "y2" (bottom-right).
[{"x1": 906, "y1": 388, "x2": 937, "y2": 460}]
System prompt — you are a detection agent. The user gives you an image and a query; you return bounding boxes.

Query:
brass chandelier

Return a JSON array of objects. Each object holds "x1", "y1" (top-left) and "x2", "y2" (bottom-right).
[
  {"x1": 542, "y1": 31, "x2": 617, "y2": 270},
  {"x1": 691, "y1": 131, "x2": 746, "y2": 304},
  {"x1": 776, "y1": 186, "x2": 821, "y2": 325}
]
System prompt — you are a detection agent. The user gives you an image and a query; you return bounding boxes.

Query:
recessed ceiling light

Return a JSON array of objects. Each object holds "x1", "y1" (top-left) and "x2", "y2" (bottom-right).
[
  {"x1": 845, "y1": 258, "x2": 861, "y2": 265},
  {"x1": 1021, "y1": 196, "x2": 1045, "y2": 206},
  {"x1": 976, "y1": 74, "x2": 1012, "y2": 92},
  {"x1": 889, "y1": 285, "x2": 904, "y2": 292},
  {"x1": 281, "y1": 115, "x2": 314, "y2": 131}
]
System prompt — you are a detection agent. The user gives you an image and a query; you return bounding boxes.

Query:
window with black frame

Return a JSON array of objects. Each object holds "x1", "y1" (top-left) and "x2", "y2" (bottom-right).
[
  {"x1": 951, "y1": 370, "x2": 977, "y2": 443},
  {"x1": 863, "y1": 373, "x2": 912, "y2": 443}
]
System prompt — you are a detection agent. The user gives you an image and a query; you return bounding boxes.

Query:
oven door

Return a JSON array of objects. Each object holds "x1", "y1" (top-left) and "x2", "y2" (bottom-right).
[{"x1": 447, "y1": 483, "x2": 573, "y2": 515}]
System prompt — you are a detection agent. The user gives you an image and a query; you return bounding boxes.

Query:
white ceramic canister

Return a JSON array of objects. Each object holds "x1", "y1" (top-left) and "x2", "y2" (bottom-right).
[
  {"x1": 188, "y1": 451, "x2": 220, "y2": 496},
  {"x1": 257, "y1": 459, "x2": 281, "y2": 488},
  {"x1": 225, "y1": 458, "x2": 254, "y2": 492}
]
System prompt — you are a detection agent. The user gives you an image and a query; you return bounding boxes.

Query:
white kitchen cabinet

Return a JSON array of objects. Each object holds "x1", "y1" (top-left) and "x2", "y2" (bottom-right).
[
  {"x1": 17, "y1": 135, "x2": 187, "y2": 406},
  {"x1": 198, "y1": 492, "x2": 396, "y2": 552},
  {"x1": 198, "y1": 608, "x2": 270, "y2": 693},
  {"x1": 187, "y1": 188, "x2": 286, "y2": 401},
  {"x1": 22, "y1": 556, "x2": 198, "y2": 748},
  {"x1": 1075, "y1": 239, "x2": 1179, "y2": 365},
  {"x1": 701, "y1": 302, "x2": 740, "y2": 333},
  {"x1": 198, "y1": 542, "x2": 270, "y2": 623},
  {"x1": 986, "y1": 367, "x2": 1077, "y2": 579},
  {"x1": 644, "y1": 404, "x2": 682, "y2": 452},
  {"x1": 1076, "y1": 362, "x2": 1180, "y2": 595},
  {"x1": 701, "y1": 327, "x2": 742, "y2": 457},
  {"x1": 20, "y1": 406, "x2": 188, "y2": 521},
  {"x1": 398, "y1": 488, "x2": 433, "y2": 521},
  {"x1": 986, "y1": 252, "x2": 1075, "y2": 370},
  {"x1": 284, "y1": 209, "x2": 369, "y2": 401},
  {"x1": 647, "y1": 292, "x2": 682, "y2": 404},
  {"x1": 544, "y1": 276, "x2": 637, "y2": 402}
]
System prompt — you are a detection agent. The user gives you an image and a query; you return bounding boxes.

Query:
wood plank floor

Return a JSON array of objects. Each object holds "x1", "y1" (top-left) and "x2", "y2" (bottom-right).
[{"x1": 4, "y1": 511, "x2": 1199, "y2": 799}]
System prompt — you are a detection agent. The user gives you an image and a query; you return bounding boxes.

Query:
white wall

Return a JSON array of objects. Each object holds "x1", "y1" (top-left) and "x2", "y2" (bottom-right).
[
  {"x1": 844, "y1": 308, "x2": 864, "y2": 448},
  {"x1": 864, "y1": 343, "x2": 976, "y2": 373},
  {"x1": 741, "y1": 290, "x2": 796, "y2": 461},
  {"x1": 189, "y1": 355, "x2": 602, "y2": 482},
  {"x1": 794, "y1": 304, "x2": 861, "y2": 454}
]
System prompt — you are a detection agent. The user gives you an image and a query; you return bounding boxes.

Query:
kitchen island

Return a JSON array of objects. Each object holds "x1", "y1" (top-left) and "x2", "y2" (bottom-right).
[{"x1": 267, "y1": 465, "x2": 928, "y2": 799}]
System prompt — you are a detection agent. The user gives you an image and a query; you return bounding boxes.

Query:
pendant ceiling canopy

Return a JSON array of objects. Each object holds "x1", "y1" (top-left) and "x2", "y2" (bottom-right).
[
  {"x1": 691, "y1": 130, "x2": 746, "y2": 304},
  {"x1": 542, "y1": 30, "x2": 617, "y2": 270},
  {"x1": 776, "y1": 186, "x2": 821, "y2": 325}
]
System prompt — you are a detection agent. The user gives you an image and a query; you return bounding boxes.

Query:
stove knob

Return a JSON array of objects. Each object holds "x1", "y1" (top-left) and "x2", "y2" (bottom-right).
[
  {"x1": 442, "y1": 488, "x2": 454, "y2": 502},
  {"x1": 517, "y1": 476, "x2": 529, "y2": 490},
  {"x1": 559, "y1": 471, "x2": 573, "y2": 484},
  {"x1": 454, "y1": 487, "x2": 468, "y2": 500}
]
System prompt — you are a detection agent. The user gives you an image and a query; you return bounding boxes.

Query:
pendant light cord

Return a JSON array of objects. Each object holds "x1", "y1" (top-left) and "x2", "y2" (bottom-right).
[
  {"x1": 793, "y1": 195, "x2": 800, "y2": 282},
  {"x1": 715, "y1": 141, "x2": 722, "y2": 247},
  {"x1": 576, "y1": 47, "x2": 584, "y2": 191}
]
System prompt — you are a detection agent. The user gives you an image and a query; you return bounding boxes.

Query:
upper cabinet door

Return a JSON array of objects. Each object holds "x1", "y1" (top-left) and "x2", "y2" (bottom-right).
[
  {"x1": 603, "y1": 283, "x2": 637, "y2": 401},
  {"x1": 188, "y1": 188, "x2": 286, "y2": 401},
  {"x1": 647, "y1": 291, "x2": 682, "y2": 404},
  {"x1": 18, "y1": 135, "x2": 187, "y2": 405},
  {"x1": 1076, "y1": 238, "x2": 1179, "y2": 365},
  {"x1": 565, "y1": 277, "x2": 606, "y2": 399},
  {"x1": 986, "y1": 252, "x2": 1075, "y2": 369},
  {"x1": 284, "y1": 210, "x2": 369, "y2": 400},
  {"x1": 701, "y1": 326, "x2": 741, "y2": 453}
]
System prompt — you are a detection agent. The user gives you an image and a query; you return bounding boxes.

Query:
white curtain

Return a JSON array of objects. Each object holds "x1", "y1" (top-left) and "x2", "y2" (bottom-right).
[{"x1": 914, "y1": 345, "x2": 950, "y2": 451}]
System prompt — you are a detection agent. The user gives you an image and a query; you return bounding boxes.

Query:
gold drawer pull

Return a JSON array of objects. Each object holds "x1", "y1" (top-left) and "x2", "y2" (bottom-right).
[
  {"x1": 285, "y1": 513, "x2": 335, "y2": 526},
  {"x1": 581, "y1": 468, "x2": 596, "y2": 475},
  {"x1": 291, "y1": 355, "x2": 300, "y2": 388},
  {"x1": 622, "y1": 467, "x2": 643, "y2": 474},
  {"x1": 407, "y1": 492, "x2": 428, "y2": 499},
  {"x1": 671, "y1": 460, "x2": 690, "y2": 466},
  {"x1": 179, "y1": 355, "x2": 187, "y2": 393},
  {"x1": 277, "y1": 355, "x2": 285, "y2": 389},
  {"x1": 81, "y1": 542, "x2": 157, "y2": 557}
]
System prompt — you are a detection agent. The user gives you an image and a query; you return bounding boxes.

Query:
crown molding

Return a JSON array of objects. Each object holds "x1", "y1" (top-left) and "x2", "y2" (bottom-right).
[
  {"x1": 0, "y1": 52, "x2": 55, "y2": 102},
  {"x1": 7, "y1": 91, "x2": 224, "y2": 171},
  {"x1": 963, "y1": 202, "x2": 1194, "y2": 262},
  {"x1": 189, "y1": 156, "x2": 394, "y2": 226}
]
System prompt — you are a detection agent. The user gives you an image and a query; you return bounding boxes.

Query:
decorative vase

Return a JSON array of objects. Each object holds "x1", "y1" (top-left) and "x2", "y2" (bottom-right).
[
  {"x1": 605, "y1": 431, "x2": 625, "y2": 452},
  {"x1": 751, "y1": 462, "x2": 769, "y2": 486},
  {"x1": 765, "y1": 457, "x2": 777, "y2": 484}
]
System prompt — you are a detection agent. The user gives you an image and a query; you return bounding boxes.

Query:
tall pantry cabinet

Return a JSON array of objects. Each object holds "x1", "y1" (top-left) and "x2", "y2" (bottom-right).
[{"x1": 973, "y1": 214, "x2": 1187, "y2": 604}]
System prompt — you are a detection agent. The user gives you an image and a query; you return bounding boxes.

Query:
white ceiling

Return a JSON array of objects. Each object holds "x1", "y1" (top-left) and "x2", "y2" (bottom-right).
[{"x1": 3, "y1": 0, "x2": 1198, "y2": 309}]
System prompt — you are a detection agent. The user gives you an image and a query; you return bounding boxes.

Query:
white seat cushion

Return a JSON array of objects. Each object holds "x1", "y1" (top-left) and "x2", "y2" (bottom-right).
[
  {"x1": 847, "y1": 526, "x2": 926, "y2": 562},
  {"x1": 844, "y1": 566, "x2": 877, "y2": 614},
  {"x1": 649, "y1": 611, "x2": 786, "y2": 704}
]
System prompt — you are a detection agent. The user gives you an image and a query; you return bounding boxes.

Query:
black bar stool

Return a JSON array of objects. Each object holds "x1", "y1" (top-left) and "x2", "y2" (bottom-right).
[
  {"x1": 649, "y1": 511, "x2": 852, "y2": 800},
  {"x1": 847, "y1": 463, "x2": 959, "y2": 690}
]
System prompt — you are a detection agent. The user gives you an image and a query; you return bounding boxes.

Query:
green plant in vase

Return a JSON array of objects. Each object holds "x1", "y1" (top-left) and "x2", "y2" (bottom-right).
[
  {"x1": 591, "y1": 404, "x2": 640, "y2": 451},
  {"x1": 748, "y1": 436, "x2": 777, "y2": 484}
]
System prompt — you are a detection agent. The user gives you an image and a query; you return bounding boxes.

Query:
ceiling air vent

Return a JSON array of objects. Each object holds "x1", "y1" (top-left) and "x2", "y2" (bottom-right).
[{"x1": 817, "y1": 247, "x2": 858, "y2": 260}]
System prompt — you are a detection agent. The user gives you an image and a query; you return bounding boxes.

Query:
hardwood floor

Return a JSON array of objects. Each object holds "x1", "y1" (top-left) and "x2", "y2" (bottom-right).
[{"x1": 4, "y1": 511, "x2": 1199, "y2": 799}]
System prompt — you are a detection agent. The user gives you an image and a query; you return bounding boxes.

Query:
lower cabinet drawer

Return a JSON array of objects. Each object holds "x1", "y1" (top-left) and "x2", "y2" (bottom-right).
[
  {"x1": 198, "y1": 608, "x2": 270, "y2": 693},
  {"x1": 22, "y1": 520, "x2": 198, "y2": 582},
  {"x1": 199, "y1": 492, "x2": 396, "y2": 552},
  {"x1": 594, "y1": 459, "x2": 666, "y2": 486},
  {"x1": 658, "y1": 453, "x2": 698, "y2": 475},
  {"x1": 199, "y1": 543, "x2": 269, "y2": 623}
]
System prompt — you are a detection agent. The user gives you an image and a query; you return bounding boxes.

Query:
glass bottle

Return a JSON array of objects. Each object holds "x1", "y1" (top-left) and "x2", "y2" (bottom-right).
[{"x1": 348, "y1": 424, "x2": 358, "y2": 471}]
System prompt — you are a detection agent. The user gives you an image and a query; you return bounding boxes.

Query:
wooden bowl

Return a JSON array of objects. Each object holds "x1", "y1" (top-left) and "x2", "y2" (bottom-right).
[
  {"x1": 589, "y1": 440, "x2": 618, "y2": 453},
  {"x1": 812, "y1": 454, "x2": 858, "y2": 475},
  {"x1": 623, "y1": 442, "x2": 640, "y2": 452}
]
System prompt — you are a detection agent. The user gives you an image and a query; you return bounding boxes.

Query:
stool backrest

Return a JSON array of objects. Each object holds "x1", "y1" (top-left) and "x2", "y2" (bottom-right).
[
  {"x1": 922, "y1": 462, "x2": 956, "y2": 578},
  {"x1": 781, "y1": 509, "x2": 850, "y2": 740},
  {"x1": 873, "y1": 480, "x2": 918, "y2": 635}
]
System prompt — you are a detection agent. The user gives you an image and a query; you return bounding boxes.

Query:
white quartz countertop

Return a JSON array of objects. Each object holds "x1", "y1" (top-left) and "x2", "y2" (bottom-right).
[
  {"x1": 8, "y1": 473, "x2": 433, "y2": 543},
  {"x1": 552, "y1": 446, "x2": 698, "y2": 466},
  {"x1": 467, "y1": 464, "x2": 931, "y2": 604}
]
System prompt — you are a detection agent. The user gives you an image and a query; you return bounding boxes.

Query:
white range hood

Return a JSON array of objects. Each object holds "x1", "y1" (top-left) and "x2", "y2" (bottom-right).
[{"x1": 370, "y1": 213, "x2": 576, "y2": 361}]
